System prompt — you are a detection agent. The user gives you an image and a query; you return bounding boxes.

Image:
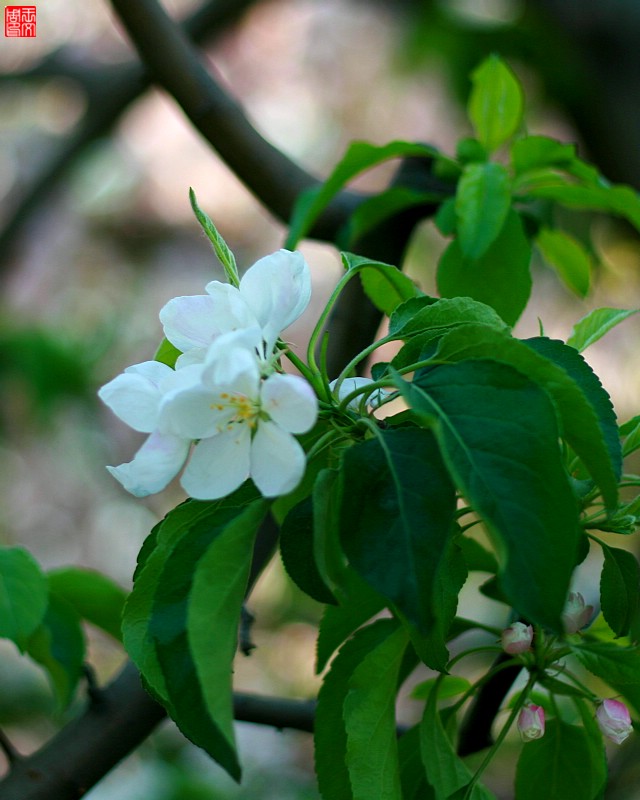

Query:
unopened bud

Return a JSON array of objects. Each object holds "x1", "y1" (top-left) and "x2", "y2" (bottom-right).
[
  {"x1": 562, "y1": 592, "x2": 594, "y2": 634},
  {"x1": 518, "y1": 704, "x2": 545, "y2": 742},
  {"x1": 501, "y1": 622, "x2": 533, "y2": 655},
  {"x1": 596, "y1": 699, "x2": 633, "y2": 745}
]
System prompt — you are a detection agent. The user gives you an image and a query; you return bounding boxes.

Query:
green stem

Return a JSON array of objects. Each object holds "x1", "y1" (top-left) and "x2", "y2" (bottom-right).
[{"x1": 307, "y1": 268, "x2": 361, "y2": 374}]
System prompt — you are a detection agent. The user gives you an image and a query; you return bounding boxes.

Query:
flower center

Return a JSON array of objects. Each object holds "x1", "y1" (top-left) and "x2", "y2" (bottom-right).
[{"x1": 212, "y1": 391, "x2": 261, "y2": 430}]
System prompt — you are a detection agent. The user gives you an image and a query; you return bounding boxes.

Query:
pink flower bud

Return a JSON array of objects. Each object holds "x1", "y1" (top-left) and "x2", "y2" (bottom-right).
[
  {"x1": 518, "y1": 704, "x2": 545, "y2": 741},
  {"x1": 501, "y1": 622, "x2": 533, "y2": 655},
  {"x1": 562, "y1": 592, "x2": 594, "y2": 634},
  {"x1": 596, "y1": 699, "x2": 633, "y2": 745}
]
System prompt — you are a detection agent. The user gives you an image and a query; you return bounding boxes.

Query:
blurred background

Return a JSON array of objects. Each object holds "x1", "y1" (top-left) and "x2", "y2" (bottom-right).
[{"x1": 2, "y1": 1, "x2": 640, "y2": 797}]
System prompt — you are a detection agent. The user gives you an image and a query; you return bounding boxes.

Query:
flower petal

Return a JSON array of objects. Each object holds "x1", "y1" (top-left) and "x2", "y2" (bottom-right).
[
  {"x1": 240, "y1": 250, "x2": 311, "y2": 350},
  {"x1": 106, "y1": 432, "x2": 190, "y2": 496},
  {"x1": 98, "y1": 361, "x2": 174, "y2": 432},
  {"x1": 159, "y1": 294, "x2": 220, "y2": 352},
  {"x1": 202, "y1": 327, "x2": 262, "y2": 393},
  {"x1": 250, "y1": 420, "x2": 306, "y2": 497},
  {"x1": 181, "y1": 426, "x2": 251, "y2": 500},
  {"x1": 261, "y1": 373, "x2": 318, "y2": 434},
  {"x1": 159, "y1": 386, "x2": 234, "y2": 439}
]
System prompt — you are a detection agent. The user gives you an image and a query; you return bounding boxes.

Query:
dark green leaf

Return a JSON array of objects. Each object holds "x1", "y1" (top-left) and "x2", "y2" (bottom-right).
[
  {"x1": 600, "y1": 545, "x2": 640, "y2": 638},
  {"x1": 437, "y1": 210, "x2": 532, "y2": 326},
  {"x1": 339, "y1": 428, "x2": 457, "y2": 641},
  {"x1": 399, "y1": 726, "x2": 435, "y2": 800},
  {"x1": 0, "y1": 546, "x2": 48, "y2": 650},
  {"x1": 573, "y1": 642, "x2": 640, "y2": 714},
  {"x1": 459, "y1": 536, "x2": 499, "y2": 574},
  {"x1": 420, "y1": 679, "x2": 494, "y2": 799},
  {"x1": 285, "y1": 140, "x2": 440, "y2": 248},
  {"x1": 389, "y1": 295, "x2": 508, "y2": 340},
  {"x1": 536, "y1": 228, "x2": 591, "y2": 297},
  {"x1": 567, "y1": 307, "x2": 639, "y2": 353},
  {"x1": 344, "y1": 625, "x2": 408, "y2": 800},
  {"x1": 515, "y1": 719, "x2": 603, "y2": 800},
  {"x1": 26, "y1": 594, "x2": 85, "y2": 708},
  {"x1": 468, "y1": 55, "x2": 524, "y2": 152},
  {"x1": 280, "y1": 498, "x2": 337, "y2": 605},
  {"x1": 47, "y1": 567, "x2": 127, "y2": 641},
  {"x1": 315, "y1": 619, "x2": 401, "y2": 800},
  {"x1": 455, "y1": 162, "x2": 511, "y2": 259},
  {"x1": 394, "y1": 361, "x2": 580, "y2": 630}
]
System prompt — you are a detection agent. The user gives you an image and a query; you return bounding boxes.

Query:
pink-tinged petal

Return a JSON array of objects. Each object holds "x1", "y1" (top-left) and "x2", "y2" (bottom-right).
[
  {"x1": 99, "y1": 362, "x2": 172, "y2": 433},
  {"x1": 261, "y1": 373, "x2": 318, "y2": 434},
  {"x1": 180, "y1": 426, "x2": 251, "y2": 500},
  {"x1": 518, "y1": 705, "x2": 545, "y2": 741},
  {"x1": 159, "y1": 294, "x2": 220, "y2": 352},
  {"x1": 250, "y1": 420, "x2": 306, "y2": 497},
  {"x1": 159, "y1": 386, "x2": 234, "y2": 440},
  {"x1": 562, "y1": 591, "x2": 594, "y2": 634},
  {"x1": 501, "y1": 622, "x2": 533, "y2": 655},
  {"x1": 240, "y1": 250, "x2": 311, "y2": 350},
  {"x1": 106, "y1": 432, "x2": 189, "y2": 496},
  {"x1": 597, "y1": 699, "x2": 633, "y2": 744}
]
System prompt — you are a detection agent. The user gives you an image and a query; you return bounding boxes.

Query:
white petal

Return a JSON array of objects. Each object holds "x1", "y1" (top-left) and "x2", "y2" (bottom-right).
[
  {"x1": 203, "y1": 282, "x2": 258, "y2": 330},
  {"x1": 181, "y1": 426, "x2": 251, "y2": 499},
  {"x1": 99, "y1": 363, "x2": 171, "y2": 432},
  {"x1": 106, "y1": 432, "x2": 190, "y2": 496},
  {"x1": 240, "y1": 250, "x2": 311, "y2": 350},
  {"x1": 159, "y1": 294, "x2": 220, "y2": 353},
  {"x1": 159, "y1": 386, "x2": 233, "y2": 439},
  {"x1": 250, "y1": 420, "x2": 306, "y2": 497},
  {"x1": 261, "y1": 373, "x2": 318, "y2": 434},
  {"x1": 202, "y1": 328, "x2": 262, "y2": 395}
]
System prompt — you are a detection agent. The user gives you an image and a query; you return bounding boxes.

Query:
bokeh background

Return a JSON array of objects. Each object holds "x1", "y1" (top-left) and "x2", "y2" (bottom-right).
[{"x1": 2, "y1": 1, "x2": 640, "y2": 797}]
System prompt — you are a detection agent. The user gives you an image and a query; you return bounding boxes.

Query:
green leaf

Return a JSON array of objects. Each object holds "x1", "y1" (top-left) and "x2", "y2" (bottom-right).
[
  {"x1": 280, "y1": 497, "x2": 336, "y2": 605},
  {"x1": 26, "y1": 594, "x2": 85, "y2": 708},
  {"x1": 151, "y1": 497, "x2": 268, "y2": 780},
  {"x1": 536, "y1": 228, "x2": 591, "y2": 297},
  {"x1": 189, "y1": 188, "x2": 239, "y2": 286},
  {"x1": 315, "y1": 619, "x2": 401, "y2": 800},
  {"x1": 622, "y1": 419, "x2": 640, "y2": 457},
  {"x1": 399, "y1": 726, "x2": 435, "y2": 800},
  {"x1": 339, "y1": 428, "x2": 457, "y2": 643},
  {"x1": 389, "y1": 295, "x2": 508, "y2": 340},
  {"x1": 393, "y1": 361, "x2": 580, "y2": 631},
  {"x1": 420, "y1": 679, "x2": 494, "y2": 799},
  {"x1": 455, "y1": 162, "x2": 511, "y2": 259},
  {"x1": 511, "y1": 136, "x2": 576, "y2": 174},
  {"x1": 0, "y1": 546, "x2": 48, "y2": 650},
  {"x1": 515, "y1": 719, "x2": 604, "y2": 800},
  {"x1": 600, "y1": 545, "x2": 640, "y2": 638},
  {"x1": 567, "y1": 307, "x2": 639, "y2": 352},
  {"x1": 47, "y1": 567, "x2": 127, "y2": 641},
  {"x1": 411, "y1": 675, "x2": 471, "y2": 701},
  {"x1": 573, "y1": 642, "x2": 640, "y2": 714},
  {"x1": 459, "y1": 536, "x2": 499, "y2": 574},
  {"x1": 154, "y1": 337, "x2": 181, "y2": 368},
  {"x1": 344, "y1": 625, "x2": 409, "y2": 800},
  {"x1": 437, "y1": 210, "x2": 532, "y2": 326},
  {"x1": 188, "y1": 499, "x2": 269, "y2": 777},
  {"x1": 434, "y1": 327, "x2": 620, "y2": 509},
  {"x1": 316, "y1": 570, "x2": 386, "y2": 674},
  {"x1": 340, "y1": 252, "x2": 422, "y2": 315},
  {"x1": 575, "y1": 698, "x2": 608, "y2": 799},
  {"x1": 468, "y1": 55, "x2": 524, "y2": 152},
  {"x1": 285, "y1": 140, "x2": 440, "y2": 248}
]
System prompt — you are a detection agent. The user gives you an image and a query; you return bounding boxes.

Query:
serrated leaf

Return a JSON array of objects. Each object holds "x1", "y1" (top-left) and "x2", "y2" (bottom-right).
[
  {"x1": 47, "y1": 567, "x2": 127, "y2": 641},
  {"x1": 389, "y1": 295, "x2": 508, "y2": 340},
  {"x1": 286, "y1": 140, "x2": 440, "y2": 248},
  {"x1": 189, "y1": 188, "x2": 239, "y2": 286},
  {"x1": 315, "y1": 619, "x2": 401, "y2": 800},
  {"x1": 434, "y1": 327, "x2": 620, "y2": 510},
  {"x1": 573, "y1": 642, "x2": 640, "y2": 714},
  {"x1": 420, "y1": 680, "x2": 495, "y2": 799},
  {"x1": 600, "y1": 545, "x2": 640, "y2": 637},
  {"x1": 437, "y1": 210, "x2": 532, "y2": 326},
  {"x1": 26, "y1": 593, "x2": 85, "y2": 708},
  {"x1": 344, "y1": 625, "x2": 409, "y2": 800},
  {"x1": 0, "y1": 546, "x2": 48, "y2": 650},
  {"x1": 339, "y1": 428, "x2": 457, "y2": 643},
  {"x1": 455, "y1": 162, "x2": 511, "y2": 259},
  {"x1": 188, "y1": 499, "x2": 269, "y2": 777},
  {"x1": 316, "y1": 570, "x2": 386, "y2": 674},
  {"x1": 151, "y1": 497, "x2": 267, "y2": 780},
  {"x1": 567, "y1": 307, "x2": 639, "y2": 352},
  {"x1": 536, "y1": 227, "x2": 591, "y2": 297},
  {"x1": 511, "y1": 136, "x2": 576, "y2": 174},
  {"x1": 393, "y1": 361, "x2": 580, "y2": 631},
  {"x1": 515, "y1": 720, "x2": 603, "y2": 800},
  {"x1": 468, "y1": 55, "x2": 524, "y2": 152}
]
